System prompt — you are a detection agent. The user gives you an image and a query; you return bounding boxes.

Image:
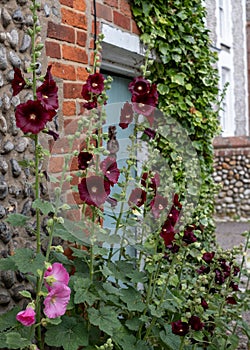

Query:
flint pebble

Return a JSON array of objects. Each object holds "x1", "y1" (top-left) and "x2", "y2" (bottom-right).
[
  {"x1": 1, "y1": 8, "x2": 12, "y2": 28},
  {"x1": 1, "y1": 271, "x2": 15, "y2": 289},
  {"x1": 19, "y1": 34, "x2": 31, "y2": 53},
  {"x1": 0, "y1": 160, "x2": 8, "y2": 174},
  {"x1": 0, "y1": 205, "x2": 5, "y2": 218},
  {"x1": 9, "y1": 51, "x2": 21, "y2": 68},
  {"x1": 1, "y1": 140, "x2": 14, "y2": 154},
  {"x1": 15, "y1": 137, "x2": 29, "y2": 153},
  {"x1": 0, "y1": 290, "x2": 11, "y2": 305},
  {"x1": 0, "y1": 222, "x2": 11, "y2": 244},
  {"x1": 0, "y1": 181, "x2": 8, "y2": 199},
  {"x1": 11, "y1": 285, "x2": 25, "y2": 301},
  {"x1": 6, "y1": 29, "x2": 19, "y2": 49},
  {"x1": 0, "y1": 45, "x2": 7, "y2": 70},
  {"x1": 12, "y1": 8, "x2": 24, "y2": 24},
  {"x1": 10, "y1": 159, "x2": 22, "y2": 177}
]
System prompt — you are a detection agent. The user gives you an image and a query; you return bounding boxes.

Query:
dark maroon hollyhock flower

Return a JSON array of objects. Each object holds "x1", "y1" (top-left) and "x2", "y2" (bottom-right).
[
  {"x1": 169, "y1": 244, "x2": 180, "y2": 253},
  {"x1": 160, "y1": 219, "x2": 176, "y2": 247},
  {"x1": 173, "y1": 193, "x2": 182, "y2": 210},
  {"x1": 233, "y1": 266, "x2": 240, "y2": 276},
  {"x1": 106, "y1": 196, "x2": 118, "y2": 208},
  {"x1": 86, "y1": 73, "x2": 104, "y2": 94},
  {"x1": 119, "y1": 102, "x2": 134, "y2": 129},
  {"x1": 171, "y1": 320, "x2": 189, "y2": 336},
  {"x1": 168, "y1": 205, "x2": 180, "y2": 226},
  {"x1": 128, "y1": 188, "x2": 147, "y2": 208},
  {"x1": 143, "y1": 127, "x2": 156, "y2": 139},
  {"x1": 229, "y1": 282, "x2": 239, "y2": 291},
  {"x1": 81, "y1": 83, "x2": 92, "y2": 100},
  {"x1": 189, "y1": 316, "x2": 204, "y2": 331},
  {"x1": 77, "y1": 152, "x2": 93, "y2": 170},
  {"x1": 128, "y1": 76, "x2": 151, "y2": 96},
  {"x1": 214, "y1": 268, "x2": 225, "y2": 285},
  {"x1": 81, "y1": 84, "x2": 98, "y2": 110},
  {"x1": 100, "y1": 157, "x2": 120, "y2": 186},
  {"x1": 78, "y1": 175, "x2": 110, "y2": 207},
  {"x1": 36, "y1": 66, "x2": 58, "y2": 111},
  {"x1": 149, "y1": 83, "x2": 159, "y2": 102},
  {"x1": 197, "y1": 265, "x2": 210, "y2": 275},
  {"x1": 150, "y1": 194, "x2": 168, "y2": 219},
  {"x1": 219, "y1": 259, "x2": 231, "y2": 278},
  {"x1": 46, "y1": 129, "x2": 59, "y2": 141},
  {"x1": 182, "y1": 226, "x2": 197, "y2": 244},
  {"x1": 83, "y1": 100, "x2": 98, "y2": 110},
  {"x1": 201, "y1": 299, "x2": 209, "y2": 310},
  {"x1": 141, "y1": 172, "x2": 160, "y2": 192},
  {"x1": 15, "y1": 100, "x2": 56, "y2": 134},
  {"x1": 226, "y1": 296, "x2": 237, "y2": 305},
  {"x1": 202, "y1": 252, "x2": 215, "y2": 264},
  {"x1": 132, "y1": 94, "x2": 156, "y2": 117},
  {"x1": 12, "y1": 67, "x2": 26, "y2": 96}
]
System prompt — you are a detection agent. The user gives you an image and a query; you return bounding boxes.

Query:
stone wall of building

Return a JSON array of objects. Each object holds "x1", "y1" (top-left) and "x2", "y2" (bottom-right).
[{"x1": 213, "y1": 136, "x2": 250, "y2": 220}]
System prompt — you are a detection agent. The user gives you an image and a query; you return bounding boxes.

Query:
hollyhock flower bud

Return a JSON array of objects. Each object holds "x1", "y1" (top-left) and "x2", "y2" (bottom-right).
[
  {"x1": 171, "y1": 320, "x2": 189, "y2": 336},
  {"x1": 201, "y1": 299, "x2": 209, "y2": 310},
  {"x1": 44, "y1": 262, "x2": 70, "y2": 291},
  {"x1": 16, "y1": 307, "x2": 36, "y2": 326},
  {"x1": 189, "y1": 315, "x2": 204, "y2": 331}
]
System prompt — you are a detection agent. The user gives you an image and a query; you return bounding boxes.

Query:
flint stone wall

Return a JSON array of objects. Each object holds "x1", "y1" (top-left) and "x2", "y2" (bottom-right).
[
  {"x1": 213, "y1": 136, "x2": 250, "y2": 220},
  {"x1": 0, "y1": 0, "x2": 61, "y2": 313}
]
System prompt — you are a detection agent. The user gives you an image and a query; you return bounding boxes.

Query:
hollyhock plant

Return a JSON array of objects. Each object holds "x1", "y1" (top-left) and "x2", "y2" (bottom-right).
[
  {"x1": 15, "y1": 100, "x2": 56, "y2": 134},
  {"x1": 43, "y1": 283, "x2": 71, "y2": 319},
  {"x1": 12, "y1": 67, "x2": 26, "y2": 96},
  {"x1": 171, "y1": 320, "x2": 189, "y2": 336},
  {"x1": 119, "y1": 101, "x2": 134, "y2": 129},
  {"x1": 128, "y1": 188, "x2": 147, "y2": 208},
  {"x1": 36, "y1": 65, "x2": 59, "y2": 111},
  {"x1": 44, "y1": 262, "x2": 70, "y2": 291},
  {"x1": 78, "y1": 175, "x2": 110, "y2": 207},
  {"x1": 16, "y1": 307, "x2": 36, "y2": 326},
  {"x1": 100, "y1": 157, "x2": 120, "y2": 186},
  {"x1": 86, "y1": 72, "x2": 105, "y2": 94},
  {"x1": 78, "y1": 151, "x2": 93, "y2": 170},
  {"x1": 128, "y1": 76, "x2": 151, "y2": 96}
]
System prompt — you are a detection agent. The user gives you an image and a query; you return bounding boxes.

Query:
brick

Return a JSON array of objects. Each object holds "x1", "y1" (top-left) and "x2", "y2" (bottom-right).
[
  {"x1": 48, "y1": 156, "x2": 65, "y2": 173},
  {"x1": 51, "y1": 62, "x2": 76, "y2": 80},
  {"x1": 132, "y1": 19, "x2": 140, "y2": 35},
  {"x1": 119, "y1": 0, "x2": 132, "y2": 17},
  {"x1": 77, "y1": 30, "x2": 87, "y2": 47},
  {"x1": 47, "y1": 22, "x2": 75, "y2": 43},
  {"x1": 67, "y1": 190, "x2": 81, "y2": 205},
  {"x1": 73, "y1": 0, "x2": 86, "y2": 11},
  {"x1": 95, "y1": 3, "x2": 112, "y2": 22},
  {"x1": 64, "y1": 82, "x2": 83, "y2": 98},
  {"x1": 113, "y1": 11, "x2": 131, "y2": 31},
  {"x1": 45, "y1": 41, "x2": 61, "y2": 58},
  {"x1": 64, "y1": 117, "x2": 80, "y2": 133},
  {"x1": 104, "y1": 0, "x2": 118, "y2": 8},
  {"x1": 62, "y1": 8, "x2": 87, "y2": 30},
  {"x1": 77, "y1": 67, "x2": 89, "y2": 81},
  {"x1": 62, "y1": 44, "x2": 88, "y2": 64},
  {"x1": 60, "y1": 0, "x2": 73, "y2": 6},
  {"x1": 63, "y1": 101, "x2": 76, "y2": 116}
]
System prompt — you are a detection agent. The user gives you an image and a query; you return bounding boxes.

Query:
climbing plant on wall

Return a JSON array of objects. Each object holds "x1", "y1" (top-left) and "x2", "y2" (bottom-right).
[{"x1": 130, "y1": 0, "x2": 221, "y2": 239}]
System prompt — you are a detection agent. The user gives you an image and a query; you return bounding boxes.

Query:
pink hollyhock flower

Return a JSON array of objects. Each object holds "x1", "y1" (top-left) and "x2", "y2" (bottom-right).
[
  {"x1": 78, "y1": 151, "x2": 93, "y2": 170},
  {"x1": 78, "y1": 175, "x2": 110, "y2": 207},
  {"x1": 44, "y1": 262, "x2": 70, "y2": 291},
  {"x1": 128, "y1": 76, "x2": 151, "y2": 96},
  {"x1": 150, "y1": 194, "x2": 168, "y2": 219},
  {"x1": 100, "y1": 157, "x2": 120, "y2": 186},
  {"x1": 171, "y1": 320, "x2": 189, "y2": 336},
  {"x1": 15, "y1": 100, "x2": 56, "y2": 134},
  {"x1": 86, "y1": 73, "x2": 105, "y2": 94},
  {"x1": 119, "y1": 102, "x2": 134, "y2": 129},
  {"x1": 12, "y1": 67, "x2": 26, "y2": 96},
  {"x1": 128, "y1": 188, "x2": 147, "y2": 208},
  {"x1": 43, "y1": 283, "x2": 71, "y2": 319},
  {"x1": 36, "y1": 65, "x2": 58, "y2": 111},
  {"x1": 16, "y1": 307, "x2": 36, "y2": 326}
]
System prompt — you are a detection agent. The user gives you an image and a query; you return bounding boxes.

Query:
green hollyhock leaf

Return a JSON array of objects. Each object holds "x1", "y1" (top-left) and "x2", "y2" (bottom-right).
[
  {"x1": 120, "y1": 287, "x2": 144, "y2": 312},
  {"x1": 0, "y1": 333, "x2": 7, "y2": 348},
  {"x1": 12, "y1": 248, "x2": 45, "y2": 275},
  {"x1": 32, "y1": 198, "x2": 55, "y2": 215},
  {"x1": 160, "y1": 324, "x2": 181, "y2": 350},
  {"x1": 6, "y1": 332, "x2": 30, "y2": 349},
  {"x1": 74, "y1": 277, "x2": 99, "y2": 305},
  {"x1": 45, "y1": 316, "x2": 88, "y2": 350},
  {"x1": 6, "y1": 213, "x2": 30, "y2": 227},
  {"x1": 0, "y1": 307, "x2": 20, "y2": 332},
  {"x1": 0, "y1": 256, "x2": 17, "y2": 271},
  {"x1": 125, "y1": 317, "x2": 142, "y2": 331},
  {"x1": 88, "y1": 306, "x2": 121, "y2": 336}
]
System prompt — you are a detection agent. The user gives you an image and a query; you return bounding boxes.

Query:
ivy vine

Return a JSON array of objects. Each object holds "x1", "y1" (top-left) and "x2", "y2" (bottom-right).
[{"x1": 130, "y1": 0, "x2": 221, "y2": 240}]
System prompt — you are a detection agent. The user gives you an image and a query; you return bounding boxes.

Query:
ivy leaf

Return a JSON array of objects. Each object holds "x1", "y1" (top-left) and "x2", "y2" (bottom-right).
[
  {"x1": 171, "y1": 73, "x2": 186, "y2": 86},
  {"x1": 45, "y1": 315, "x2": 88, "y2": 350},
  {"x1": 88, "y1": 306, "x2": 121, "y2": 336},
  {"x1": 12, "y1": 248, "x2": 45, "y2": 275},
  {"x1": 32, "y1": 198, "x2": 55, "y2": 215},
  {"x1": 6, "y1": 332, "x2": 30, "y2": 349},
  {"x1": 6, "y1": 213, "x2": 30, "y2": 227}
]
